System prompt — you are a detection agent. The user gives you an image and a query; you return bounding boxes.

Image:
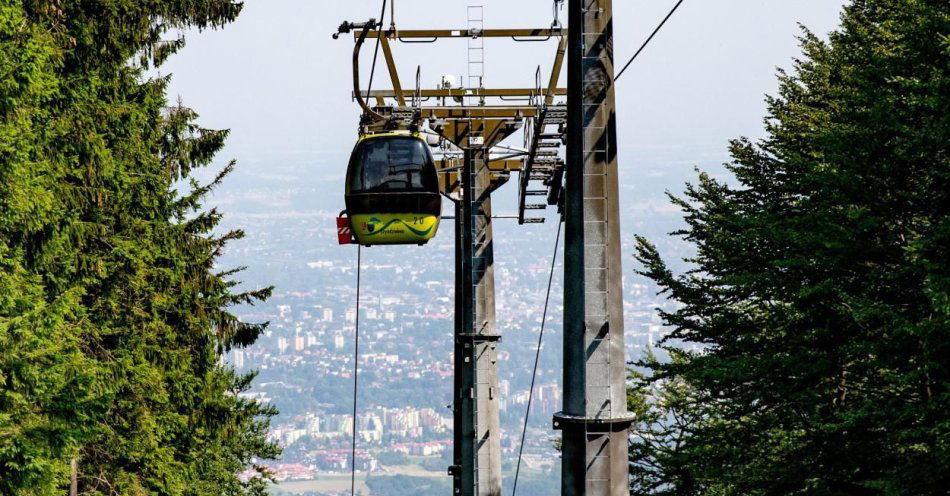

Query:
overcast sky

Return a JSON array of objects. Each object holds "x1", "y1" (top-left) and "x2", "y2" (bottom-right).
[{"x1": 162, "y1": 0, "x2": 848, "y2": 172}]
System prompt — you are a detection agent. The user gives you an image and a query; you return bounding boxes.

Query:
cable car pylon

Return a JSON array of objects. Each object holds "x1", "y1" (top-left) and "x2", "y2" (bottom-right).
[
  {"x1": 555, "y1": 0, "x2": 634, "y2": 494},
  {"x1": 335, "y1": 12, "x2": 577, "y2": 496}
]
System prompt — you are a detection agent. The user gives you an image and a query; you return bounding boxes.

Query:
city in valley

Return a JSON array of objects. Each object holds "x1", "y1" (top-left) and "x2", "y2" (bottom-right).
[{"x1": 213, "y1": 149, "x2": 705, "y2": 495}]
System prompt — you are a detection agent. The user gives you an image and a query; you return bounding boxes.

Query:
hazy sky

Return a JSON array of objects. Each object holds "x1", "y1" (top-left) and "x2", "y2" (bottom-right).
[{"x1": 163, "y1": 0, "x2": 848, "y2": 169}]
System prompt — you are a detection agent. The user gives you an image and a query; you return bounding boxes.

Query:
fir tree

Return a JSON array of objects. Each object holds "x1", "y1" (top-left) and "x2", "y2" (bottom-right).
[
  {"x1": 627, "y1": 354, "x2": 709, "y2": 495},
  {"x1": 633, "y1": 1, "x2": 949, "y2": 494},
  {"x1": 1, "y1": 1, "x2": 279, "y2": 494}
]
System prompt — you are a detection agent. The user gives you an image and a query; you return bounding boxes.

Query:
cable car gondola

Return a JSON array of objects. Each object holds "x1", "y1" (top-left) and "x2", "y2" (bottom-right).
[{"x1": 344, "y1": 132, "x2": 442, "y2": 246}]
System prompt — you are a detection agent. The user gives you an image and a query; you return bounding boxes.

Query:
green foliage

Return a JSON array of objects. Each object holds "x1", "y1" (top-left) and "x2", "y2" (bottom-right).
[
  {"x1": 1, "y1": 1, "x2": 279, "y2": 494},
  {"x1": 632, "y1": 1, "x2": 949, "y2": 494},
  {"x1": 419, "y1": 456, "x2": 446, "y2": 472},
  {"x1": 375, "y1": 450, "x2": 410, "y2": 467},
  {"x1": 627, "y1": 353, "x2": 719, "y2": 495}
]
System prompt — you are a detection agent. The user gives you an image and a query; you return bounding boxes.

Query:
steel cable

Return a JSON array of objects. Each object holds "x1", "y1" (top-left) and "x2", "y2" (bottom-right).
[
  {"x1": 615, "y1": 0, "x2": 686, "y2": 81},
  {"x1": 366, "y1": 0, "x2": 388, "y2": 98},
  {"x1": 511, "y1": 219, "x2": 563, "y2": 496},
  {"x1": 350, "y1": 0, "x2": 386, "y2": 488},
  {"x1": 349, "y1": 245, "x2": 362, "y2": 496},
  {"x1": 351, "y1": 0, "x2": 385, "y2": 486}
]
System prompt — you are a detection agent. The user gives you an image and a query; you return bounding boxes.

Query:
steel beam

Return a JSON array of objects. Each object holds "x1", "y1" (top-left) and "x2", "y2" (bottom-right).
[
  {"x1": 463, "y1": 145, "x2": 501, "y2": 496},
  {"x1": 437, "y1": 158, "x2": 522, "y2": 197},
  {"x1": 425, "y1": 107, "x2": 536, "y2": 119},
  {"x1": 439, "y1": 119, "x2": 519, "y2": 496},
  {"x1": 378, "y1": 35, "x2": 406, "y2": 107},
  {"x1": 545, "y1": 36, "x2": 568, "y2": 106},
  {"x1": 358, "y1": 87, "x2": 566, "y2": 100},
  {"x1": 557, "y1": 0, "x2": 633, "y2": 494},
  {"x1": 355, "y1": 28, "x2": 566, "y2": 41}
]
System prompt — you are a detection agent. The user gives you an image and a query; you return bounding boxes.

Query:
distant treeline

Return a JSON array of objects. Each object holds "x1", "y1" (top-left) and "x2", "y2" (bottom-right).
[{"x1": 364, "y1": 474, "x2": 451, "y2": 496}]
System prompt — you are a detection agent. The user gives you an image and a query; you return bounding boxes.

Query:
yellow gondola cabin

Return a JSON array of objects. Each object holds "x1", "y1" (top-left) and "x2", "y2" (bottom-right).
[{"x1": 343, "y1": 132, "x2": 442, "y2": 246}]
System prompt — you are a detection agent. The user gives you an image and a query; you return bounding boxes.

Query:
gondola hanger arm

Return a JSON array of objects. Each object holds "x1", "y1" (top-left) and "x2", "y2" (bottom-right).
[{"x1": 334, "y1": 18, "x2": 388, "y2": 124}]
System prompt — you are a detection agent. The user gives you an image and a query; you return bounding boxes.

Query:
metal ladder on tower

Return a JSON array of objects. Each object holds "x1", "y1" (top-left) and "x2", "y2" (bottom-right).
[
  {"x1": 467, "y1": 5, "x2": 484, "y2": 101},
  {"x1": 469, "y1": 114, "x2": 484, "y2": 496},
  {"x1": 518, "y1": 105, "x2": 566, "y2": 224},
  {"x1": 466, "y1": 7, "x2": 483, "y2": 479},
  {"x1": 580, "y1": 1, "x2": 621, "y2": 492}
]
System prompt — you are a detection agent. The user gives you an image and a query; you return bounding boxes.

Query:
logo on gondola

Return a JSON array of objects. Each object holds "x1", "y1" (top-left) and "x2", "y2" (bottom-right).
[
  {"x1": 363, "y1": 217, "x2": 434, "y2": 237},
  {"x1": 366, "y1": 217, "x2": 381, "y2": 233}
]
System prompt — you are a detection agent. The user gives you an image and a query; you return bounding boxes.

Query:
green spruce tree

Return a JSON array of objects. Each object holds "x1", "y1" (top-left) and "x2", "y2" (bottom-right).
[
  {"x1": 627, "y1": 353, "x2": 711, "y2": 496},
  {"x1": 1, "y1": 1, "x2": 279, "y2": 494},
  {"x1": 633, "y1": 0, "x2": 949, "y2": 494}
]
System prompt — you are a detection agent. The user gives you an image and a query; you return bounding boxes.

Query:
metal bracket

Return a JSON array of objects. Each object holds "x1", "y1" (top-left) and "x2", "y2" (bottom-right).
[
  {"x1": 552, "y1": 411, "x2": 636, "y2": 432},
  {"x1": 455, "y1": 333, "x2": 501, "y2": 342}
]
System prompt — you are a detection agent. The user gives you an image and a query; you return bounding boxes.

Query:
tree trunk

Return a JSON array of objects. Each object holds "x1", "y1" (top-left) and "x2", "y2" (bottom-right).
[{"x1": 70, "y1": 458, "x2": 78, "y2": 496}]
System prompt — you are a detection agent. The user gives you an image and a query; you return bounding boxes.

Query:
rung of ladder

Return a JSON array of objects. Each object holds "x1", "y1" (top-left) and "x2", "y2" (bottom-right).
[
  {"x1": 525, "y1": 190, "x2": 548, "y2": 196},
  {"x1": 523, "y1": 218, "x2": 545, "y2": 224},
  {"x1": 525, "y1": 204, "x2": 546, "y2": 210}
]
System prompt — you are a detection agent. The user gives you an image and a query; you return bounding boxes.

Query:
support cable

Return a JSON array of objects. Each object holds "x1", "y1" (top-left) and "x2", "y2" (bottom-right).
[
  {"x1": 615, "y1": 0, "x2": 686, "y2": 81},
  {"x1": 349, "y1": 246, "x2": 362, "y2": 496},
  {"x1": 366, "y1": 0, "x2": 388, "y2": 97},
  {"x1": 511, "y1": 219, "x2": 562, "y2": 496}
]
